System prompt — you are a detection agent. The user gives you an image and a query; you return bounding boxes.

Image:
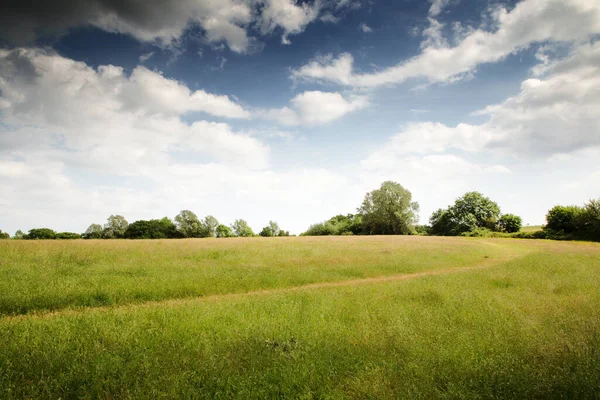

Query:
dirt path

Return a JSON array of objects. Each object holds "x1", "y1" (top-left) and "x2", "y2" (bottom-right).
[{"x1": 2, "y1": 256, "x2": 514, "y2": 323}]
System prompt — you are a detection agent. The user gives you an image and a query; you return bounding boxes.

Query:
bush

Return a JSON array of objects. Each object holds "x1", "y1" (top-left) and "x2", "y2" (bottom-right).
[
  {"x1": 56, "y1": 232, "x2": 82, "y2": 240},
  {"x1": 498, "y1": 214, "x2": 522, "y2": 233},
  {"x1": 545, "y1": 205, "x2": 582, "y2": 234},
  {"x1": 27, "y1": 228, "x2": 57, "y2": 240}
]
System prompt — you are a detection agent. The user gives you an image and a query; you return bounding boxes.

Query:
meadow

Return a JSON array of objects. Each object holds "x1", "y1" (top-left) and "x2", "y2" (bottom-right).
[{"x1": 1, "y1": 236, "x2": 599, "y2": 398}]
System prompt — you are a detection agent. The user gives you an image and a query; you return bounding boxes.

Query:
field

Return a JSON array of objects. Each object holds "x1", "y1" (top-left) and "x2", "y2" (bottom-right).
[
  {"x1": 520, "y1": 225, "x2": 544, "y2": 233},
  {"x1": 1, "y1": 237, "x2": 599, "y2": 398}
]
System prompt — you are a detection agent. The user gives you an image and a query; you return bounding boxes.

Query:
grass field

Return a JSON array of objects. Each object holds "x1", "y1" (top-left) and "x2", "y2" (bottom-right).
[
  {"x1": 1, "y1": 237, "x2": 599, "y2": 398},
  {"x1": 520, "y1": 225, "x2": 544, "y2": 233}
]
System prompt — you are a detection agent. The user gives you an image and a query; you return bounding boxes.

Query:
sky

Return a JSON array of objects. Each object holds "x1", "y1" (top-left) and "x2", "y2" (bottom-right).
[{"x1": 0, "y1": 0, "x2": 599, "y2": 235}]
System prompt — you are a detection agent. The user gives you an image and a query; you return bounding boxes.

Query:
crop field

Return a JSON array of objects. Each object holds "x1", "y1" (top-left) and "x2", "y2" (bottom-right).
[{"x1": 1, "y1": 237, "x2": 600, "y2": 398}]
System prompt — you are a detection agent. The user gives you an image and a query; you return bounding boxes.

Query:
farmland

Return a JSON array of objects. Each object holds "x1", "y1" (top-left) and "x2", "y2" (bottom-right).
[{"x1": 1, "y1": 237, "x2": 600, "y2": 398}]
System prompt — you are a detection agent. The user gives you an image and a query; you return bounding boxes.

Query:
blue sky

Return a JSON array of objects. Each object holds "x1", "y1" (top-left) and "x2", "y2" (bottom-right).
[{"x1": 0, "y1": 0, "x2": 599, "y2": 235}]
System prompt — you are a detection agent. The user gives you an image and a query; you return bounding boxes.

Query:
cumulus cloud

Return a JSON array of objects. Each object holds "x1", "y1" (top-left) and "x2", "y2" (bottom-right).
[
  {"x1": 292, "y1": 0, "x2": 600, "y2": 86},
  {"x1": 360, "y1": 40, "x2": 600, "y2": 162},
  {"x1": 260, "y1": 90, "x2": 368, "y2": 126},
  {"x1": 0, "y1": 0, "x2": 357, "y2": 53},
  {"x1": 0, "y1": 48, "x2": 266, "y2": 173}
]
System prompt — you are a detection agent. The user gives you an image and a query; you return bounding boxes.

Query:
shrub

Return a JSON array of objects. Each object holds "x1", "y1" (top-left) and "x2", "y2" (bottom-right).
[
  {"x1": 498, "y1": 214, "x2": 522, "y2": 233},
  {"x1": 545, "y1": 205, "x2": 583, "y2": 234},
  {"x1": 27, "y1": 228, "x2": 57, "y2": 240}
]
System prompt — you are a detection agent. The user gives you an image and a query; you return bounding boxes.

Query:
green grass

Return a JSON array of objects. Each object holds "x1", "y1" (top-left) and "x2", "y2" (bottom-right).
[
  {"x1": 1, "y1": 237, "x2": 599, "y2": 398},
  {"x1": 0, "y1": 237, "x2": 517, "y2": 316},
  {"x1": 521, "y1": 225, "x2": 543, "y2": 233}
]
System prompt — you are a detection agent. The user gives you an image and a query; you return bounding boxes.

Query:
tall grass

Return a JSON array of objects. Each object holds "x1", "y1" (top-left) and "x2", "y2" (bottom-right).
[
  {"x1": 0, "y1": 237, "x2": 599, "y2": 398},
  {"x1": 0, "y1": 236, "x2": 521, "y2": 316}
]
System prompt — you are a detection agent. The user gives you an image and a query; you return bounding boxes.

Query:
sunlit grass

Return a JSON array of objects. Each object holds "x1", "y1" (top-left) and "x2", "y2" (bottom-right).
[{"x1": 1, "y1": 237, "x2": 599, "y2": 398}]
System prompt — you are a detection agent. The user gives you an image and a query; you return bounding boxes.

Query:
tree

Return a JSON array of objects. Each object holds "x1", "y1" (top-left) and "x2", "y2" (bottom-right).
[
  {"x1": 124, "y1": 218, "x2": 180, "y2": 239},
  {"x1": 83, "y1": 224, "x2": 103, "y2": 239},
  {"x1": 545, "y1": 205, "x2": 582, "y2": 234},
  {"x1": 174, "y1": 210, "x2": 202, "y2": 238},
  {"x1": 231, "y1": 219, "x2": 255, "y2": 237},
  {"x1": 103, "y1": 215, "x2": 129, "y2": 238},
  {"x1": 430, "y1": 192, "x2": 501, "y2": 236},
  {"x1": 580, "y1": 199, "x2": 600, "y2": 240},
  {"x1": 358, "y1": 181, "x2": 419, "y2": 235},
  {"x1": 13, "y1": 230, "x2": 25, "y2": 240},
  {"x1": 27, "y1": 228, "x2": 57, "y2": 240},
  {"x1": 215, "y1": 224, "x2": 234, "y2": 238},
  {"x1": 498, "y1": 214, "x2": 522, "y2": 233},
  {"x1": 56, "y1": 232, "x2": 82, "y2": 239},
  {"x1": 0, "y1": 229, "x2": 9, "y2": 239},
  {"x1": 203, "y1": 215, "x2": 219, "y2": 238},
  {"x1": 259, "y1": 221, "x2": 280, "y2": 237}
]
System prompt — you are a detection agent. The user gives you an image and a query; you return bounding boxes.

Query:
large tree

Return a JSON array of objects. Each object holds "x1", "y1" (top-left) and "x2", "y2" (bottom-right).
[
  {"x1": 358, "y1": 181, "x2": 419, "y2": 235},
  {"x1": 174, "y1": 210, "x2": 202, "y2": 238},
  {"x1": 0, "y1": 229, "x2": 9, "y2": 239},
  {"x1": 103, "y1": 215, "x2": 129, "y2": 238},
  {"x1": 83, "y1": 224, "x2": 103, "y2": 239},
  {"x1": 430, "y1": 192, "x2": 501, "y2": 236},
  {"x1": 203, "y1": 215, "x2": 219, "y2": 238},
  {"x1": 231, "y1": 219, "x2": 255, "y2": 237}
]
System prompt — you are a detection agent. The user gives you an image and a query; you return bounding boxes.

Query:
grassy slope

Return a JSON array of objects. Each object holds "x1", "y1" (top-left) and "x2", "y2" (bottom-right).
[
  {"x1": 1, "y1": 237, "x2": 599, "y2": 398},
  {"x1": 0, "y1": 237, "x2": 518, "y2": 316}
]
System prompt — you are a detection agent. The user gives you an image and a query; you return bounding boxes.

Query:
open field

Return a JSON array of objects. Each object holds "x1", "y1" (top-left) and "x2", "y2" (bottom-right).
[
  {"x1": 520, "y1": 225, "x2": 544, "y2": 233},
  {"x1": 1, "y1": 237, "x2": 600, "y2": 398}
]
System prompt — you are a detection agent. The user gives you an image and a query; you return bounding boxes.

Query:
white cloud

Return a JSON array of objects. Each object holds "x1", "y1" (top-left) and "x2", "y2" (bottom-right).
[
  {"x1": 257, "y1": 0, "x2": 321, "y2": 45},
  {"x1": 360, "y1": 23, "x2": 372, "y2": 33},
  {"x1": 138, "y1": 52, "x2": 154, "y2": 63},
  {"x1": 292, "y1": 0, "x2": 600, "y2": 86},
  {"x1": 0, "y1": 48, "x2": 266, "y2": 174},
  {"x1": 0, "y1": 0, "x2": 358, "y2": 54},
  {"x1": 260, "y1": 90, "x2": 368, "y2": 126}
]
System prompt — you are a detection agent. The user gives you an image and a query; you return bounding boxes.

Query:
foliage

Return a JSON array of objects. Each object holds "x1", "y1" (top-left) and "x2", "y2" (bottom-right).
[
  {"x1": 27, "y1": 228, "x2": 57, "y2": 240},
  {"x1": 498, "y1": 214, "x2": 522, "y2": 233},
  {"x1": 83, "y1": 224, "x2": 103, "y2": 239},
  {"x1": 124, "y1": 218, "x2": 180, "y2": 239},
  {"x1": 0, "y1": 230, "x2": 9, "y2": 240},
  {"x1": 13, "y1": 230, "x2": 25, "y2": 240},
  {"x1": 215, "y1": 224, "x2": 234, "y2": 238},
  {"x1": 545, "y1": 205, "x2": 583, "y2": 234},
  {"x1": 203, "y1": 215, "x2": 220, "y2": 238},
  {"x1": 358, "y1": 181, "x2": 419, "y2": 235},
  {"x1": 579, "y1": 199, "x2": 600, "y2": 241},
  {"x1": 102, "y1": 215, "x2": 129, "y2": 239},
  {"x1": 259, "y1": 221, "x2": 280, "y2": 237},
  {"x1": 430, "y1": 192, "x2": 502, "y2": 236},
  {"x1": 56, "y1": 232, "x2": 82, "y2": 240},
  {"x1": 231, "y1": 219, "x2": 255, "y2": 237},
  {"x1": 174, "y1": 210, "x2": 203, "y2": 238},
  {"x1": 301, "y1": 214, "x2": 363, "y2": 236}
]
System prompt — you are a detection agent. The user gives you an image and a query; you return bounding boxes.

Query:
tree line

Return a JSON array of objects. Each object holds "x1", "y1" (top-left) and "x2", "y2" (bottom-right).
[
  {"x1": 1, "y1": 181, "x2": 598, "y2": 242},
  {"x1": 1, "y1": 211, "x2": 290, "y2": 240},
  {"x1": 300, "y1": 181, "x2": 599, "y2": 242}
]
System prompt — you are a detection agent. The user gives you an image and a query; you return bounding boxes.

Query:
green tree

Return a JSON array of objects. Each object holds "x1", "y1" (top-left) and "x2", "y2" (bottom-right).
[
  {"x1": 203, "y1": 215, "x2": 219, "y2": 238},
  {"x1": 83, "y1": 224, "x2": 103, "y2": 239},
  {"x1": 215, "y1": 224, "x2": 234, "y2": 238},
  {"x1": 56, "y1": 232, "x2": 81, "y2": 240},
  {"x1": 430, "y1": 192, "x2": 501, "y2": 236},
  {"x1": 103, "y1": 215, "x2": 129, "y2": 238},
  {"x1": 545, "y1": 205, "x2": 582, "y2": 234},
  {"x1": 576, "y1": 199, "x2": 600, "y2": 241},
  {"x1": 231, "y1": 219, "x2": 255, "y2": 237},
  {"x1": 124, "y1": 218, "x2": 180, "y2": 239},
  {"x1": 498, "y1": 214, "x2": 522, "y2": 233},
  {"x1": 358, "y1": 181, "x2": 419, "y2": 235},
  {"x1": 13, "y1": 230, "x2": 25, "y2": 240},
  {"x1": 259, "y1": 221, "x2": 280, "y2": 237},
  {"x1": 0, "y1": 229, "x2": 9, "y2": 239},
  {"x1": 174, "y1": 210, "x2": 202, "y2": 238},
  {"x1": 27, "y1": 228, "x2": 57, "y2": 240}
]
